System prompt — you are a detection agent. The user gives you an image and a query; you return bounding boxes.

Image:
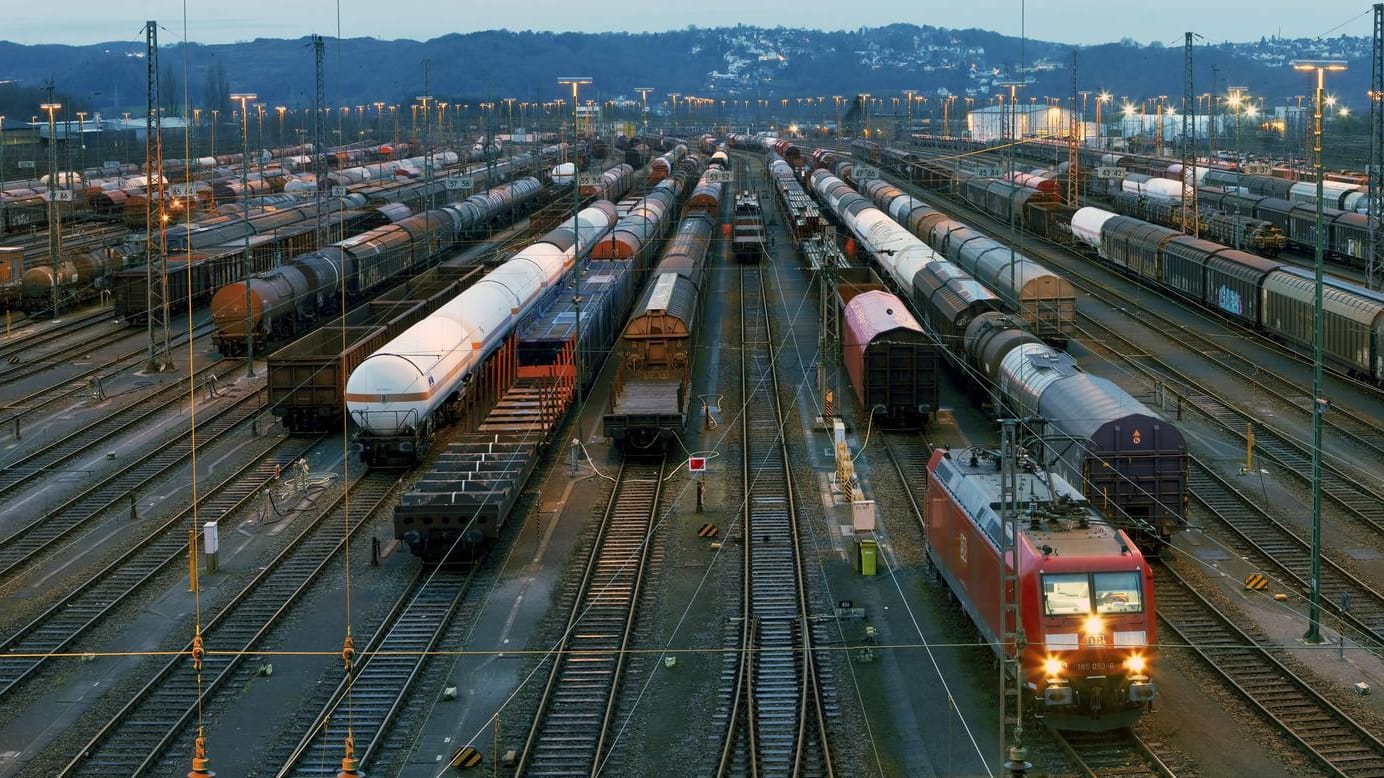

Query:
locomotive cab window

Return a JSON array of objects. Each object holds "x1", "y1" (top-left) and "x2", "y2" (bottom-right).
[
  {"x1": 1042, "y1": 573, "x2": 1091, "y2": 615},
  {"x1": 1094, "y1": 572, "x2": 1143, "y2": 613}
]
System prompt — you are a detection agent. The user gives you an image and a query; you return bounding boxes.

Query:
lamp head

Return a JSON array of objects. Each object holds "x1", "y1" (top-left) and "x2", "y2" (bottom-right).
[{"x1": 1292, "y1": 59, "x2": 1347, "y2": 73}]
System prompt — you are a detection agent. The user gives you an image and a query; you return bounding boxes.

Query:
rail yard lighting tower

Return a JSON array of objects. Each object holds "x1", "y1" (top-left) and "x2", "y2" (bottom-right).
[
  {"x1": 1095, "y1": 91, "x2": 1110, "y2": 149},
  {"x1": 75, "y1": 111, "x2": 88, "y2": 174},
  {"x1": 558, "y1": 76, "x2": 591, "y2": 439},
  {"x1": 41, "y1": 101, "x2": 62, "y2": 317},
  {"x1": 0, "y1": 115, "x2": 6, "y2": 231},
  {"x1": 231, "y1": 91, "x2": 257, "y2": 377},
  {"x1": 1292, "y1": 59, "x2": 1346, "y2": 645},
  {"x1": 416, "y1": 94, "x2": 434, "y2": 208},
  {"x1": 635, "y1": 88, "x2": 653, "y2": 135},
  {"x1": 903, "y1": 89, "x2": 916, "y2": 145}
]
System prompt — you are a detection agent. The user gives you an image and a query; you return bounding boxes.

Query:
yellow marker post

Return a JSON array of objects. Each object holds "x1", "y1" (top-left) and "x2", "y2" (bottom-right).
[
  {"x1": 1246, "y1": 423, "x2": 1255, "y2": 472},
  {"x1": 187, "y1": 529, "x2": 199, "y2": 593}
]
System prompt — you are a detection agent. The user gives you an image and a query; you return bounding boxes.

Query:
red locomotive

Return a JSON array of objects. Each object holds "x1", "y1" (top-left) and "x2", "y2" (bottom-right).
[{"x1": 925, "y1": 447, "x2": 1157, "y2": 731}]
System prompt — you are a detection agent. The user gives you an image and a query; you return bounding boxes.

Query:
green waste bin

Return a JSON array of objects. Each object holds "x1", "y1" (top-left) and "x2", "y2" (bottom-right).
[{"x1": 858, "y1": 538, "x2": 878, "y2": 576}]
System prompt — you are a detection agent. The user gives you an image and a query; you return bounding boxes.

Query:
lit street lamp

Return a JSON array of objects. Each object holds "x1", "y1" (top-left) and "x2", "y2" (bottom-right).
[
  {"x1": 635, "y1": 87, "x2": 653, "y2": 135},
  {"x1": 230, "y1": 91, "x2": 257, "y2": 376},
  {"x1": 0, "y1": 115, "x2": 6, "y2": 230},
  {"x1": 41, "y1": 100, "x2": 62, "y2": 315},
  {"x1": 1291, "y1": 59, "x2": 1346, "y2": 645},
  {"x1": 903, "y1": 89, "x2": 916, "y2": 145}
]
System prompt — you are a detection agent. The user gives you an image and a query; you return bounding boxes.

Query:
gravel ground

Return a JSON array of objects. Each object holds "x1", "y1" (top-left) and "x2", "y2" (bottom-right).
[{"x1": 12, "y1": 470, "x2": 361, "y2": 778}]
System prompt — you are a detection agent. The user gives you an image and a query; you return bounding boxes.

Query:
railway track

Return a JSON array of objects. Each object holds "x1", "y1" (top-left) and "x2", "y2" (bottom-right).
[
  {"x1": 1155, "y1": 562, "x2": 1384, "y2": 776},
  {"x1": 0, "y1": 318, "x2": 140, "y2": 388},
  {"x1": 1049, "y1": 728, "x2": 1175, "y2": 778},
  {"x1": 1071, "y1": 314, "x2": 1384, "y2": 534},
  {"x1": 877, "y1": 144, "x2": 1384, "y2": 404},
  {"x1": 516, "y1": 457, "x2": 665, "y2": 775},
  {"x1": 0, "y1": 358, "x2": 236, "y2": 500},
  {"x1": 59, "y1": 469, "x2": 403, "y2": 777},
  {"x1": 275, "y1": 565, "x2": 475, "y2": 776},
  {"x1": 0, "y1": 307, "x2": 112, "y2": 363},
  {"x1": 861, "y1": 155, "x2": 1384, "y2": 532},
  {"x1": 717, "y1": 264, "x2": 832, "y2": 778},
  {"x1": 0, "y1": 387, "x2": 265, "y2": 583},
  {"x1": 0, "y1": 319, "x2": 216, "y2": 427},
  {"x1": 0, "y1": 435, "x2": 319, "y2": 701},
  {"x1": 1187, "y1": 461, "x2": 1384, "y2": 654}
]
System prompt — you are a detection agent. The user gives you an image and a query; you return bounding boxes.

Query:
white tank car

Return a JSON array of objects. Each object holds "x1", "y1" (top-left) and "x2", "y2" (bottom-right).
[
  {"x1": 1070, "y1": 207, "x2": 1117, "y2": 250},
  {"x1": 345, "y1": 202, "x2": 618, "y2": 439}
]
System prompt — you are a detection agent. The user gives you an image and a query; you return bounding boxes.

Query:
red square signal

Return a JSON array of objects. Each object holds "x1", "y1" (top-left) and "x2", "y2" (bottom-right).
[{"x1": 688, "y1": 456, "x2": 707, "y2": 473}]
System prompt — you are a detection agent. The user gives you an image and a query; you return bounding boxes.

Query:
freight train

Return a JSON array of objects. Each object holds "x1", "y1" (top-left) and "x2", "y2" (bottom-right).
[
  {"x1": 855, "y1": 176, "x2": 1076, "y2": 343},
  {"x1": 874, "y1": 140, "x2": 1384, "y2": 385},
  {"x1": 838, "y1": 276, "x2": 939, "y2": 427},
  {"x1": 391, "y1": 174, "x2": 699, "y2": 559},
  {"x1": 808, "y1": 166, "x2": 1187, "y2": 545},
  {"x1": 345, "y1": 201, "x2": 620, "y2": 466},
  {"x1": 603, "y1": 209, "x2": 720, "y2": 450},
  {"x1": 18, "y1": 250, "x2": 123, "y2": 314},
  {"x1": 112, "y1": 147, "x2": 564, "y2": 324},
  {"x1": 1109, "y1": 190, "x2": 1286, "y2": 257},
  {"x1": 209, "y1": 177, "x2": 545, "y2": 355},
  {"x1": 111, "y1": 196, "x2": 390, "y2": 323},
  {"x1": 899, "y1": 136, "x2": 1374, "y2": 267},
  {"x1": 926, "y1": 447, "x2": 1157, "y2": 730},
  {"x1": 1071, "y1": 207, "x2": 1384, "y2": 383}
]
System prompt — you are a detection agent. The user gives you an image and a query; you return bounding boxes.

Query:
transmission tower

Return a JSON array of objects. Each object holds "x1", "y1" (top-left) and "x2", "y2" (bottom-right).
[
  {"x1": 144, "y1": 20, "x2": 172, "y2": 371},
  {"x1": 313, "y1": 34, "x2": 327, "y2": 248},
  {"x1": 1182, "y1": 32, "x2": 1199, "y2": 237},
  {"x1": 998, "y1": 419, "x2": 1029, "y2": 775},
  {"x1": 1369, "y1": 4, "x2": 1383, "y2": 290}
]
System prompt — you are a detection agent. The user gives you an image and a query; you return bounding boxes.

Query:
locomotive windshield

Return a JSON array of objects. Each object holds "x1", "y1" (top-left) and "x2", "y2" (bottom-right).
[
  {"x1": 1042, "y1": 573, "x2": 1091, "y2": 615},
  {"x1": 1094, "y1": 571, "x2": 1144, "y2": 614},
  {"x1": 1042, "y1": 572, "x2": 1144, "y2": 616}
]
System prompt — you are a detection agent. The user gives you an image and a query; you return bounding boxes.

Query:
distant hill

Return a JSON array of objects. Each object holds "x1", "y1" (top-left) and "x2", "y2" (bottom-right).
[{"x1": 0, "y1": 24, "x2": 1371, "y2": 121}]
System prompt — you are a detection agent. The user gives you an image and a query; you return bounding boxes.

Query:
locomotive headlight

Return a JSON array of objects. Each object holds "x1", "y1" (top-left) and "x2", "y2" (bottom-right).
[
  {"x1": 1043, "y1": 657, "x2": 1065, "y2": 678},
  {"x1": 1083, "y1": 615, "x2": 1104, "y2": 636},
  {"x1": 1125, "y1": 654, "x2": 1147, "y2": 674}
]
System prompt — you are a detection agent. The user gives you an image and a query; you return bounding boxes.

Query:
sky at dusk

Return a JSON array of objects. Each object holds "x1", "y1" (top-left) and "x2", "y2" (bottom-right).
[{"x1": 1, "y1": 1, "x2": 1375, "y2": 47}]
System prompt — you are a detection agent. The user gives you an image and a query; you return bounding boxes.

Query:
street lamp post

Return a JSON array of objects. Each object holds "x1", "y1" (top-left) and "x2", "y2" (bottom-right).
[
  {"x1": 1095, "y1": 91, "x2": 1110, "y2": 149},
  {"x1": 0, "y1": 115, "x2": 6, "y2": 230},
  {"x1": 635, "y1": 88, "x2": 653, "y2": 136},
  {"x1": 231, "y1": 92, "x2": 257, "y2": 377},
  {"x1": 415, "y1": 95, "x2": 434, "y2": 208},
  {"x1": 1292, "y1": 59, "x2": 1345, "y2": 645},
  {"x1": 41, "y1": 101, "x2": 62, "y2": 316},
  {"x1": 903, "y1": 89, "x2": 916, "y2": 146},
  {"x1": 254, "y1": 103, "x2": 266, "y2": 175},
  {"x1": 558, "y1": 76, "x2": 591, "y2": 440},
  {"x1": 76, "y1": 111, "x2": 87, "y2": 175}
]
